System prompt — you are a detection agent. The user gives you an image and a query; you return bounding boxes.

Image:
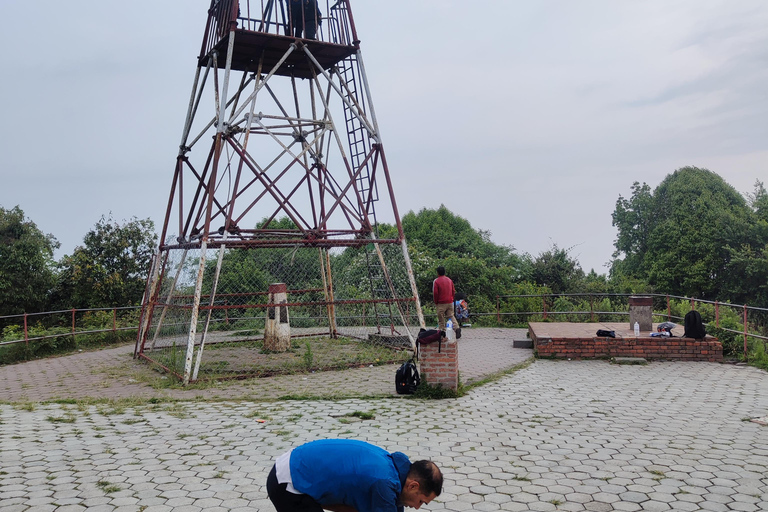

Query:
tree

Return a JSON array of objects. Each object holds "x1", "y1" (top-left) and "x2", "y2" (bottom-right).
[
  {"x1": 610, "y1": 182, "x2": 654, "y2": 280},
  {"x1": 0, "y1": 206, "x2": 59, "y2": 317},
  {"x1": 55, "y1": 216, "x2": 157, "y2": 308},
  {"x1": 747, "y1": 180, "x2": 768, "y2": 223},
  {"x1": 611, "y1": 167, "x2": 758, "y2": 301},
  {"x1": 725, "y1": 180, "x2": 768, "y2": 307},
  {"x1": 530, "y1": 244, "x2": 585, "y2": 295},
  {"x1": 402, "y1": 205, "x2": 521, "y2": 267},
  {"x1": 400, "y1": 206, "x2": 529, "y2": 309}
]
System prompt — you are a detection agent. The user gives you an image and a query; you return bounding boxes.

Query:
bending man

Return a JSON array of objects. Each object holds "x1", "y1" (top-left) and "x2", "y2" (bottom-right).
[{"x1": 267, "y1": 438, "x2": 443, "y2": 512}]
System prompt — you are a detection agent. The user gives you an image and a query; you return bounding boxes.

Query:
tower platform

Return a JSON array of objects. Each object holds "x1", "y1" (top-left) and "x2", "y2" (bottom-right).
[{"x1": 201, "y1": 31, "x2": 357, "y2": 78}]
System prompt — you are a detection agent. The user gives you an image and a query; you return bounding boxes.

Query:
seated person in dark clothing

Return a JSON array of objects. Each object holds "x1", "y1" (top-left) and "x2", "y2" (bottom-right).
[{"x1": 290, "y1": 0, "x2": 321, "y2": 39}]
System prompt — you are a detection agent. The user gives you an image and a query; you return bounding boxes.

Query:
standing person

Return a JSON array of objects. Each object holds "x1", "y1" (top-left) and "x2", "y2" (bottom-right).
[
  {"x1": 290, "y1": 0, "x2": 322, "y2": 39},
  {"x1": 267, "y1": 439, "x2": 443, "y2": 512},
  {"x1": 433, "y1": 266, "x2": 460, "y2": 338}
]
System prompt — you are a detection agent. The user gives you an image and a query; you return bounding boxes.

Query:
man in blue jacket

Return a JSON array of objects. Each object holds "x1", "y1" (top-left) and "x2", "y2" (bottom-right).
[{"x1": 267, "y1": 439, "x2": 443, "y2": 512}]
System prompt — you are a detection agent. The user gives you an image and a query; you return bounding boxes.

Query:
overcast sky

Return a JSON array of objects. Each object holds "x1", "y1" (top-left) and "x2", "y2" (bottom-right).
[{"x1": 1, "y1": 0, "x2": 766, "y2": 273}]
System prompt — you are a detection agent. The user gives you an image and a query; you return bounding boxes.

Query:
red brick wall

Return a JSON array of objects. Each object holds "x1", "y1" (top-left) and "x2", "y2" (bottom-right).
[
  {"x1": 419, "y1": 339, "x2": 458, "y2": 390},
  {"x1": 532, "y1": 336, "x2": 723, "y2": 362}
]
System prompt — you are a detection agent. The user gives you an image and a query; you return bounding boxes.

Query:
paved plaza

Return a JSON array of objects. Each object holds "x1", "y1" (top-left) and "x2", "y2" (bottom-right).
[{"x1": 0, "y1": 328, "x2": 767, "y2": 511}]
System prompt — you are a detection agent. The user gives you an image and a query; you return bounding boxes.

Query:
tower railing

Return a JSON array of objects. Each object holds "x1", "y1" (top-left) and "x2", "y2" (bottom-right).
[{"x1": 201, "y1": 0, "x2": 356, "y2": 60}]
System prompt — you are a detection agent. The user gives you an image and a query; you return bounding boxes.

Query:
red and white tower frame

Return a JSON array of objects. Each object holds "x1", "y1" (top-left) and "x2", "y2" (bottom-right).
[{"x1": 135, "y1": 0, "x2": 425, "y2": 384}]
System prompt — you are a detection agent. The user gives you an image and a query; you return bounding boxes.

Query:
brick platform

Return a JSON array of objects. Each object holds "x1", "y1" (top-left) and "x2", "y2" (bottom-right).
[{"x1": 529, "y1": 322, "x2": 723, "y2": 362}]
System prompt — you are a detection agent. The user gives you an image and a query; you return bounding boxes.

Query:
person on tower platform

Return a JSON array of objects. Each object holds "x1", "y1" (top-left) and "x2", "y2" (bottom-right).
[{"x1": 290, "y1": 0, "x2": 322, "y2": 39}]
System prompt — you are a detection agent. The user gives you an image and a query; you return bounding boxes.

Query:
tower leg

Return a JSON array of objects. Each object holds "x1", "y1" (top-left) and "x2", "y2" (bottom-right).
[
  {"x1": 192, "y1": 234, "x2": 228, "y2": 381},
  {"x1": 401, "y1": 238, "x2": 425, "y2": 330},
  {"x1": 135, "y1": 249, "x2": 163, "y2": 357},
  {"x1": 183, "y1": 242, "x2": 208, "y2": 385}
]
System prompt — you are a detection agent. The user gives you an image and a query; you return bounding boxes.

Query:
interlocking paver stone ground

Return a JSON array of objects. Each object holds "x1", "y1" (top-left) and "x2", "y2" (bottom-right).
[
  {"x1": 0, "y1": 328, "x2": 531, "y2": 402},
  {"x1": 1, "y1": 328, "x2": 768, "y2": 511}
]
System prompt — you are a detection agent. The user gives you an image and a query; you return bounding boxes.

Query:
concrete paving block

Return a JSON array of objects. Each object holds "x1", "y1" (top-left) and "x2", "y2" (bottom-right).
[{"x1": 582, "y1": 501, "x2": 614, "y2": 512}]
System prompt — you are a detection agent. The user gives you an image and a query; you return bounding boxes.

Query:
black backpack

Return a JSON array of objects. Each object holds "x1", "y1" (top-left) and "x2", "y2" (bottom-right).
[
  {"x1": 395, "y1": 359, "x2": 420, "y2": 395},
  {"x1": 683, "y1": 310, "x2": 706, "y2": 339}
]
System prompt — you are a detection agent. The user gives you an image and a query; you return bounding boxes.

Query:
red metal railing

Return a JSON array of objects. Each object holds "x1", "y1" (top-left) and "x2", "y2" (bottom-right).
[
  {"x1": 0, "y1": 307, "x2": 141, "y2": 348},
  {"x1": 4, "y1": 293, "x2": 767, "y2": 361}
]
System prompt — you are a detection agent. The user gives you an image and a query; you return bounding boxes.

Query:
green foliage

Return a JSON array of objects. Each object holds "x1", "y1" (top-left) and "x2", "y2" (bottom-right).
[
  {"x1": 747, "y1": 180, "x2": 768, "y2": 223},
  {"x1": 55, "y1": 215, "x2": 157, "y2": 308},
  {"x1": 0, "y1": 324, "x2": 74, "y2": 363},
  {"x1": 402, "y1": 205, "x2": 519, "y2": 266},
  {"x1": 0, "y1": 206, "x2": 59, "y2": 319},
  {"x1": 0, "y1": 310, "x2": 138, "y2": 365},
  {"x1": 412, "y1": 379, "x2": 459, "y2": 399},
  {"x1": 530, "y1": 244, "x2": 585, "y2": 294},
  {"x1": 303, "y1": 341, "x2": 313, "y2": 369},
  {"x1": 400, "y1": 206, "x2": 529, "y2": 312},
  {"x1": 612, "y1": 167, "x2": 767, "y2": 305},
  {"x1": 748, "y1": 339, "x2": 768, "y2": 370}
]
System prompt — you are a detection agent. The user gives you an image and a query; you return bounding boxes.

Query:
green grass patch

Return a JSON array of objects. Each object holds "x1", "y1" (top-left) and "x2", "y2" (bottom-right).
[{"x1": 96, "y1": 480, "x2": 121, "y2": 493}]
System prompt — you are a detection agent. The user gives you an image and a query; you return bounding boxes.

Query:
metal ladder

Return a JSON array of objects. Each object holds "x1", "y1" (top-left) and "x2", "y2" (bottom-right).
[{"x1": 335, "y1": 53, "x2": 395, "y2": 334}]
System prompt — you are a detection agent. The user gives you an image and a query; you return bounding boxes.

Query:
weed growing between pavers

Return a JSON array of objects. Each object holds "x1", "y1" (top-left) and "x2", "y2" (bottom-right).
[
  {"x1": 45, "y1": 413, "x2": 76, "y2": 423},
  {"x1": 96, "y1": 480, "x2": 121, "y2": 493}
]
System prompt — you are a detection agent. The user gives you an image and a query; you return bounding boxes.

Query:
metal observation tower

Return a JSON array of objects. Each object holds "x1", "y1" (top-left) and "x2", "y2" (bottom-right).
[{"x1": 135, "y1": 0, "x2": 424, "y2": 384}]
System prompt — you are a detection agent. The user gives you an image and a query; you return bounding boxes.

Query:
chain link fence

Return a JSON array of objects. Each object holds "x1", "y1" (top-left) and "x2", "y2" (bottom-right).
[{"x1": 137, "y1": 242, "x2": 421, "y2": 382}]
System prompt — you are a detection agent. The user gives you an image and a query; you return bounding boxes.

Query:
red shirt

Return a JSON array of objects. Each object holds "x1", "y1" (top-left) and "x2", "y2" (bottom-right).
[{"x1": 433, "y1": 275, "x2": 455, "y2": 304}]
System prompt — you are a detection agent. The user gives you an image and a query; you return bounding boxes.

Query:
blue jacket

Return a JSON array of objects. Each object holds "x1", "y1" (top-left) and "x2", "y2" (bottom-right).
[{"x1": 290, "y1": 439, "x2": 411, "y2": 512}]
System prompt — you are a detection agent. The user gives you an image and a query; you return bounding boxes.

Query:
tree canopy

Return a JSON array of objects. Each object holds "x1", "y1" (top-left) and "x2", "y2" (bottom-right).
[
  {"x1": 611, "y1": 167, "x2": 767, "y2": 303},
  {"x1": 54, "y1": 216, "x2": 157, "y2": 308},
  {"x1": 0, "y1": 206, "x2": 59, "y2": 318},
  {"x1": 529, "y1": 244, "x2": 585, "y2": 295}
]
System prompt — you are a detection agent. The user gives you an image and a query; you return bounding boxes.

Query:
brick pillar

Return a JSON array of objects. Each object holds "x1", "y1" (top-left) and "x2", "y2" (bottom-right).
[
  {"x1": 419, "y1": 338, "x2": 458, "y2": 391},
  {"x1": 628, "y1": 296, "x2": 653, "y2": 332}
]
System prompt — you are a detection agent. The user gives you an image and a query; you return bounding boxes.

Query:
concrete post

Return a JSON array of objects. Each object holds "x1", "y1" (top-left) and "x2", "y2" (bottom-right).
[
  {"x1": 629, "y1": 296, "x2": 653, "y2": 332},
  {"x1": 264, "y1": 283, "x2": 290, "y2": 352}
]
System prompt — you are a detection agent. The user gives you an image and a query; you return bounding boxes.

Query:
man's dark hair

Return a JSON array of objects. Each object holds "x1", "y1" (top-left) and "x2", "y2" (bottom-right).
[
  {"x1": 436, "y1": 266, "x2": 446, "y2": 276},
  {"x1": 408, "y1": 460, "x2": 443, "y2": 497}
]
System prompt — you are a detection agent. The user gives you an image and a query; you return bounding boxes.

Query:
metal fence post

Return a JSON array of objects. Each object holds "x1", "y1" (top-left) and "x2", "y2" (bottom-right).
[
  {"x1": 496, "y1": 296, "x2": 500, "y2": 325},
  {"x1": 666, "y1": 295, "x2": 670, "y2": 320},
  {"x1": 543, "y1": 296, "x2": 548, "y2": 321},
  {"x1": 113, "y1": 308, "x2": 117, "y2": 332},
  {"x1": 715, "y1": 302, "x2": 719, "y2": 328},
  {"x1": 24, "y1": 313, "x2": 29, "y2": 348},
  {"x1": 743, "y1": 305, "x2": 748, "y2": 361}
]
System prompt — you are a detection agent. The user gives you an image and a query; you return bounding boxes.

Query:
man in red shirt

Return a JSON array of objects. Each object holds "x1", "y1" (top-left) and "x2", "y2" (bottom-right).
[{"x1": 433, "y1": 266, "x2": 460, "y2": 337}]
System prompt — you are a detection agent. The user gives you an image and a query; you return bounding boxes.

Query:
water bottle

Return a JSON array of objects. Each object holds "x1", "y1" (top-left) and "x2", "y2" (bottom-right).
[
  {"x1": 445, "y1": 327, "x2": 456, "y2": 341},
  {"x1": 446, "y1": 319, "x2": 453, "y2": 329},
  {"x1": 634, "y1": 322, "x2": 640, "y2": 336}
]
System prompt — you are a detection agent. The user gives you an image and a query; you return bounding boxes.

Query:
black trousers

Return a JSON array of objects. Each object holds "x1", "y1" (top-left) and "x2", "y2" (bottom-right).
[{"x1": 267, "y1": 464, "x2": 324, "y2": 512}]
